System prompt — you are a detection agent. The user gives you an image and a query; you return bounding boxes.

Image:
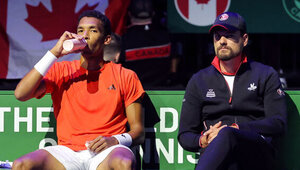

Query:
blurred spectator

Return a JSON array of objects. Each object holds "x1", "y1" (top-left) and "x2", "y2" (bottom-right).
[
  {"x1": 104, "y1": 33, "x2": 122, "y2": 63},
  {"x1": 120, "y1": 0, "x2": 181, "y2": 89}
]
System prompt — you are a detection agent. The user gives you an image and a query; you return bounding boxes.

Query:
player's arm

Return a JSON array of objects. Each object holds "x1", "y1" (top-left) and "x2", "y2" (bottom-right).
[
  {"x1": 14, "y1": 69, "x2": 46, "y2": 101},
  {"x1": 125, "y1": 98, "x2": 145, "y2": 146},
  {"x1": 14, "y1": 31, "x2": 83, "y2": 101},
  {"x1": 87, "y1": 98, "x2": 144, "y2": 154}
]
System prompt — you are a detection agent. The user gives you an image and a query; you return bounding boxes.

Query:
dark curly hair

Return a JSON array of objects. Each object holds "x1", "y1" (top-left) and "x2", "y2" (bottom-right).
[{"x1": 78, "y1": 10, "x2": 111, "y2": 37}]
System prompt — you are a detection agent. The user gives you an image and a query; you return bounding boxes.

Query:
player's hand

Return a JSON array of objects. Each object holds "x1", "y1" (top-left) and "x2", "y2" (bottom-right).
[
  {"x1": 203, "y1": 121, "x2": 227, "y2": 144},
  {"x1": 50, "y1": 31, "x2": 84, "y2": 58},
  {"x1": 200, "y1": 134, "x2": 209, "y2": 148},
  {"x1": 87, "y1": 136, "x2": 119, "y2": 154},
  {"x1": 200, "y1": 122, "x2": 223, "y2": 148}
]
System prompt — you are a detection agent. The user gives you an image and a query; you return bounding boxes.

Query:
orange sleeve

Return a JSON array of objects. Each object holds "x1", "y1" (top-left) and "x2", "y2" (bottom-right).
[{"x1": 123, "y1": 69, "x2": 145, "y2": 107}]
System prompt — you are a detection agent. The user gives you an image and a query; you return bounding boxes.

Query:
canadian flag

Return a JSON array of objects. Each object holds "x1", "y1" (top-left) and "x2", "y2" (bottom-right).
[
  {"x1": 0, "y1": 0, "x2": 130, "y2": 79},
  {"x1": 175, "y1": 0, "x2": 230, "y2": 26}
]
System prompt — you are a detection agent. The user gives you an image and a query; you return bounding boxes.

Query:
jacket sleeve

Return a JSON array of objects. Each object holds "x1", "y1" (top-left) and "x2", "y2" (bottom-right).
[
  {"x1": 238, "y1": 68, "x2": 287, "y2": 137},
  {"x1": 178, "y1": 76, "x2": 204, "y2": 152}
]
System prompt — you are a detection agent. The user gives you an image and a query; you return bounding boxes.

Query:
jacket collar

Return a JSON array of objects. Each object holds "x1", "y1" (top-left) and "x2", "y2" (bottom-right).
[{"x1": 211, "y1": 55, "x2": 248, "y2": 76}]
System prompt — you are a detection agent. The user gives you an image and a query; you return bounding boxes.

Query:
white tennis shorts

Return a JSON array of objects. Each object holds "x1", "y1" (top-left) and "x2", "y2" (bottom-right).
[{"x1": 42, "y1": 144, "x2": 133, "y2": 170}]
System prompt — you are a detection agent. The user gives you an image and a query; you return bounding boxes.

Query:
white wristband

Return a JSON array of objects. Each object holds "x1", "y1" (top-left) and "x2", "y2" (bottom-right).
[
  {"x1": 34, "y1": 51, "x2": 57, "y2": 76},
  {"x1": 113, "y1": 133, "x2": 132, "y2": 147}
]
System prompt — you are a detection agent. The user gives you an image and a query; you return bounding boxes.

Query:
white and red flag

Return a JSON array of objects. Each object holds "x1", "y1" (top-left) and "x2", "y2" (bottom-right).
[
  {"x1": 0, "y1": 0, "x2": 130, "y2": 79},
  {"x1": 174, "y1": 0, "x2": 230, "y2": 26}
]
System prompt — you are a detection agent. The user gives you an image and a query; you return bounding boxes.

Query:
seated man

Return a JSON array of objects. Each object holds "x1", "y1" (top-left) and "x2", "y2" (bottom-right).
[
  {"x1": 13, "y1": 10, "x2": 145, "y2": 170},
  {"x1": 178, "y1": 12, "x2": 287, "y2": 170}
]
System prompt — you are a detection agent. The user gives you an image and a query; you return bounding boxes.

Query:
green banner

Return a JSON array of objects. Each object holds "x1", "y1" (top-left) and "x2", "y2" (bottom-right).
[
  {"x1": 0, "y1": 91, "x2": 198, "y2": 170},
  {"x1": 168, "y1": 0, "x2": 300, "y2": 33},
  {"x1": 0, "y1": 91, "x2": 300, "y2": 169},
  {"x1": 0, "y1": 92, "x2": 56, "y2": 161},
  {"x1": 141, "y1": 91, "x2": 198, "y2": 169}
]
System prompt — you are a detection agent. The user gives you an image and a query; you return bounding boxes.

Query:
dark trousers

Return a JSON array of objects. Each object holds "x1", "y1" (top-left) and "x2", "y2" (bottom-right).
[{"x1": 196, "y1": 127, "x2": 276, "y2": 170}]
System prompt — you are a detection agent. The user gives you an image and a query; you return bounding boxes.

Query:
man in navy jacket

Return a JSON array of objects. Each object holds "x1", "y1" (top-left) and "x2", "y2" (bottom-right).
[{"x1": 178, "y1": 12, "x2": 287, "y2": 170}]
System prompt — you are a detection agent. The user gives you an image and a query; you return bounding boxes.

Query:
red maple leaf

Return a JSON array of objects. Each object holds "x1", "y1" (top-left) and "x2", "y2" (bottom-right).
[
  {"x1": 195, "y1": 0, "x2": 210, "y2": 4},
  {"x1": 25, "y1": 0, "x2": 98, "y2": 41}
]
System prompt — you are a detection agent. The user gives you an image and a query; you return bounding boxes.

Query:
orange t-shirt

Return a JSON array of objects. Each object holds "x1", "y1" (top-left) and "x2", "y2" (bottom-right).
[{"x1": 41, "y1": 61, "x2": 145, "y2": 151}]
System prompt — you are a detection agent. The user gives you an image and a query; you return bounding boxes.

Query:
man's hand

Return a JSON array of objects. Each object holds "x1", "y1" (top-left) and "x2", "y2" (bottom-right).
[
  {"x1": 87, "y1": 136, "x2": 119, "y2": 154},
  {"x1": 200, "y1": 121, "x2": 227, "y2": 148},
  {"x1": 50, "y1": 31, "x2": 84, "y2": 58}
]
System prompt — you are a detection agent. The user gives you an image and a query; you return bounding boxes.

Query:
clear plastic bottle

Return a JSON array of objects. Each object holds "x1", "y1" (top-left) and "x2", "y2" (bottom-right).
[{"x1": 63, "y1": 39, "x2": 87, "y2": 52}]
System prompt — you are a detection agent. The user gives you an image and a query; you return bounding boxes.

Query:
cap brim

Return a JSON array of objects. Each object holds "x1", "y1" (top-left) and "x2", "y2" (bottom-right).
[
  {"x1": 209, "y1": 25, "x2": 228, "y2": 33},
  {"x1": 209, "y1": 24, "x2": 241, "y2": 33}
]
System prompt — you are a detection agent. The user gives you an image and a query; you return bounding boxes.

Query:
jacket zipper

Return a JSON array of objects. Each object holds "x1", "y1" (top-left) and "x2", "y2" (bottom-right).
[
  {"x1": 224, "y1": 75, "x2": 238, "y2": 124},
  {"x1": 223, "y1": 76, "x2": 233, "y2": 104}
]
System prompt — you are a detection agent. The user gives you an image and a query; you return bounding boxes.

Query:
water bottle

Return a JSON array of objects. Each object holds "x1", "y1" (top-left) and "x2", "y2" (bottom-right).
[{"x1": 63, "y1": 39, "x2": 87, "y2": 52}]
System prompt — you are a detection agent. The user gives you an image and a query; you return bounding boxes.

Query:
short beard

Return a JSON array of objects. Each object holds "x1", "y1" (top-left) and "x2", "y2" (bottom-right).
[
  {"x1": 216, "y1": 54, "x2": 232, "y2": 61},
  {"x1": 216, "y1": 47, "x2": 240, "y2": 61}
]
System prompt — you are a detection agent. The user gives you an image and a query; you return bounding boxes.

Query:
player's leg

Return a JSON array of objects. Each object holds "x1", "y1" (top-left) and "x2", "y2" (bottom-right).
[
  {"x1": 89, "y1": 145, "x2": 136, "y2": 170},
  {"x1": 11, "y1": 149, "x2": 65, "y2": 170},
  {"x1": 101, "y1": 147, "x2": 135, "y2": 170},
  {"x1": 196, "y1": 127, "x2": 275, "y2": 170}
]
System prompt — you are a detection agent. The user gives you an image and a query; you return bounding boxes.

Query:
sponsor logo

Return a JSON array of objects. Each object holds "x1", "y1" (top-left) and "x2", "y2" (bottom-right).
[
  {"x1": 206, "y1": 89, "x2": 216, "y2": 98},
  {"x1": 282, "y1": 0, "x2": 300, "y2": 22},
  {"x1": 174, "y1": 0, "x2": 231, "y2": 26},
  {"x1": 219, "y1": 13, "x2": 229, "y2": 21},
  {"x1": 108, "y1": 84, "x2": 116, "y2": 90},
  {"x1": 247, "y1": 83, "x2": 257, "y2": 91}
]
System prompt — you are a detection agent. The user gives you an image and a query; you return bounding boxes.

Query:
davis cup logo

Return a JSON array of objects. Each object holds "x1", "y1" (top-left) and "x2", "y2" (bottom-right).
[
  {"x1": 174, "y1": 0, "x2": 231, "y2": 26},
  {"x1": 219, "y1": 13, "x2": 229, "y2": 21},
  {"x1": 283, "y1": 0, "x2": 300, "y2": 22}
]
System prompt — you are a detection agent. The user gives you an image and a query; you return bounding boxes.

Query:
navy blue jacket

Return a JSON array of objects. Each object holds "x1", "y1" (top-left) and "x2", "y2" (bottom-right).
[{"x1": 178, "y1": 57, "x2": 287, "y2": 152}]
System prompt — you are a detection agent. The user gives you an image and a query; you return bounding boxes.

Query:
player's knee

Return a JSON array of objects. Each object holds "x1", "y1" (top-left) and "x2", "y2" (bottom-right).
[
  {"x1": 12, "y1": 158, "x2": 34, "y2": 170},
  {"x1": 112, "y1": 155, "x2": 135, "y2": 170},
  {"x1": 217, "y1": 127, "x2": 237, "y2": 141},
  {"x1": 120, "y1": 158, "x2": 134, "y2": 170}
]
